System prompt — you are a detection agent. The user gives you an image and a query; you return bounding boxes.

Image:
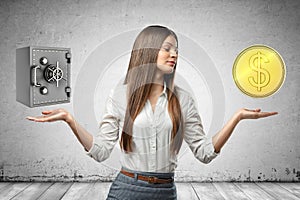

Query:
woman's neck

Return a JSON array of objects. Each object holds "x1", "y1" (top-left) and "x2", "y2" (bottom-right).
[{"x1": 150, "y1": 72, "x2": 164, "y2": 97}]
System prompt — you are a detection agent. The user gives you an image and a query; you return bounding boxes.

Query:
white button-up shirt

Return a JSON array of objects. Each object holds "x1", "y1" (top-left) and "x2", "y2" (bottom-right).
[{"x1": 87, "y1": 83, "x2": 219, "y2": 173}]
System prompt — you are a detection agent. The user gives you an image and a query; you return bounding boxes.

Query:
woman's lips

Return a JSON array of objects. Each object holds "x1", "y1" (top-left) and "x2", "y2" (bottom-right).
[{"x1": 166, "y1": 61, "x2": 176, "y2": 66}]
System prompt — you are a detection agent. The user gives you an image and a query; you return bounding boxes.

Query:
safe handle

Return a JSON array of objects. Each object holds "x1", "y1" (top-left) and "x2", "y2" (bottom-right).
[{"x1": 31, "y1": 65, "x2": 41, "y2": 87}]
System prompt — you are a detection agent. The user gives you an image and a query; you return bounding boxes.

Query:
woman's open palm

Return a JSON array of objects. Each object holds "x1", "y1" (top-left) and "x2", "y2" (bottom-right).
[
  {"x1": 26, "y1": 109, "x2": 70, "y2": 123},
  {"x1": 238, "y1": 108, "x2": 278, "y2": 120}
]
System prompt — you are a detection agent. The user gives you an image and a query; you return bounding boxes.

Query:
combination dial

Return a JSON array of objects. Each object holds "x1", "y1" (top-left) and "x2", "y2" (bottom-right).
[{"x1": 44, "y1": 61, "x2": 63, "y2": 87}]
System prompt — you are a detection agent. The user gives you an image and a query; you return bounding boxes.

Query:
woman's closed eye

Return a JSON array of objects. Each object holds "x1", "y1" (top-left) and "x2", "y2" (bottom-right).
[
  {"x1": 162, "y1": 46, "x2": 178, "y2": 54},
  {"x1": 162, "y1": 45, "x2": 171, "y2": 52}
]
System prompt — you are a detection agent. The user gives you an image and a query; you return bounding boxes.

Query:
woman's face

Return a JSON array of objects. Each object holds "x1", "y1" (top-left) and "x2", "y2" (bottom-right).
[{"x1": 156, "y1": 35, "x2": 178, "y2": 74}]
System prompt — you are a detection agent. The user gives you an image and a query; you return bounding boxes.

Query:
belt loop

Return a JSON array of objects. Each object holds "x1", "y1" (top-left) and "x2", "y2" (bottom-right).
[{"x1": 134, "y1": 172, "x2": 138, "y2": 181}]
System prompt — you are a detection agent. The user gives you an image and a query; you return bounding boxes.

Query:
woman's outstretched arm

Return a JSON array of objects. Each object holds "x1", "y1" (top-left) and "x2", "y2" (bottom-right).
[
  {"x1": 27, "y1": 109, "x2": 93, "y2": 151},
  {"x1": 212, "y1": 108, "x2": 278, "y2": 153}
]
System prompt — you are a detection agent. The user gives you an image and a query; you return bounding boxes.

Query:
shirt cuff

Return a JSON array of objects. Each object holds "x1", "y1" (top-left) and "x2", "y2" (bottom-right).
[
  {"x1": 86, "y1": 137, "x2": 96, "y2": 157},
  {"x1": 208, "y1": 137, "x2": 220, "y2": 157}
]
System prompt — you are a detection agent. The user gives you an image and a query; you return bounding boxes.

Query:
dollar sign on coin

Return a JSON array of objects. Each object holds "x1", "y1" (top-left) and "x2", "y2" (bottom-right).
[
  {"x1": 248, "y1": 51, "x2": 270, "y2": 92},
  {"x1": 233, "y1": 45, "x2": 285, "y2": 98}
]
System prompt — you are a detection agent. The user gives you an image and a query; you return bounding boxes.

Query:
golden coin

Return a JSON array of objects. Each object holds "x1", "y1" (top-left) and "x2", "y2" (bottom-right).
[{"x1": 232, "y1": 45, "x2": 285, "y2": 98}]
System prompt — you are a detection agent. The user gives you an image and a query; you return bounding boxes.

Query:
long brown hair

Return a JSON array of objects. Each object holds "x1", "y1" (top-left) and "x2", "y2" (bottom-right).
[{"x1": 120, "y1": 25, "x2": 184, "y2": 154}]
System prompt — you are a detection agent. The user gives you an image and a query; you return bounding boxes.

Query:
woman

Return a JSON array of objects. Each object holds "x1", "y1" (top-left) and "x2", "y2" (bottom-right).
[{"x1": 27, "y1": 25, "x2": 277, "y2": 199}]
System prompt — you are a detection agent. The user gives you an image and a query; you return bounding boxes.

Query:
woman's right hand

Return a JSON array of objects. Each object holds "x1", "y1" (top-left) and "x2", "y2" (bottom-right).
[
  {"x1": 27, "y1": 109, "x2": 93, "y2": 151},
  {"x1": 26, "y1": 108, "x2": 73, "y2": 123}
]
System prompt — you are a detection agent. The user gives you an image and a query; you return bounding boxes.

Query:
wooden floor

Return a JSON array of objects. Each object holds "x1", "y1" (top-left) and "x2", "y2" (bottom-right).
[{"x1": 0, "y1": 182, "x2": 299, "y2": 200}]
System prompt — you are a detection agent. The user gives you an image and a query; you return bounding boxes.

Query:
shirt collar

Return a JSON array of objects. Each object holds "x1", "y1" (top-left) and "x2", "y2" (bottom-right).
[{"x1": 161, "y1": 81, "x2": 167, "y2": 97}]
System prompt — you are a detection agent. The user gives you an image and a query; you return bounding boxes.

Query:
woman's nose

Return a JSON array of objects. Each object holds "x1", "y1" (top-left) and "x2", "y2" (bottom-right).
[{"x1": 170, "y1": 50, "x2": 178, "y2": 58}]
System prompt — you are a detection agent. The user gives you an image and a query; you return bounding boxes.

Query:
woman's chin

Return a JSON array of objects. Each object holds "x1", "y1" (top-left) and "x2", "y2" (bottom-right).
[
  {"x1": 157, "y1": 65, "x2": 175, "y2": 74},
  {"x1": 163, "y1": 67, "x2": 174, "y2": 74}
]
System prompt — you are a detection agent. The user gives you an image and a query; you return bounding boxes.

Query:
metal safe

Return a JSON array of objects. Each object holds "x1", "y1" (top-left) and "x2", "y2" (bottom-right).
[{"x1": 16, "y1": 46, "x2": 71, "y2": 107}]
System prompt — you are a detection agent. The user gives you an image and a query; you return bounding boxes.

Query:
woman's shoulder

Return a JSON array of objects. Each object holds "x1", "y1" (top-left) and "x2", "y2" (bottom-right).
[
  {"x1": 105, "y1": 83, "x2": 128, "y2": 115},
  {"x1": 173, "y1": 85, "x2": 194, "y2": 107},
  {"x1": 174, "y1": 85, "x2": 193, "y2": 99},
  {"x1": 109, "y1": 83, "x2": 127, "y2": 102},
  {"x1": 174, "y1": 85, "x2": 199, "y2": 115},
  {"x1": 111, "y1": 83, "x2": 127, "y2": 94}
]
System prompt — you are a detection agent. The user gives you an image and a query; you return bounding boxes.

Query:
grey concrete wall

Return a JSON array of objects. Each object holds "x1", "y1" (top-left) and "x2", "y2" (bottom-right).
[{"x1": 0, "y1": 0, "x2": 299, "y2": 182}]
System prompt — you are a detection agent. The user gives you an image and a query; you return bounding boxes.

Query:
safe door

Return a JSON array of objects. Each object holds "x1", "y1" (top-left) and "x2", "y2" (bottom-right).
[{"x1": 16, "y1": 46, "x2": 71, "y2": 107}]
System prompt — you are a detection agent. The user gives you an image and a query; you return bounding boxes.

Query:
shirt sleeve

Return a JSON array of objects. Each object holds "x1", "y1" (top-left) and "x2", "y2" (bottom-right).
[
  {"x1": 86, "y1": 89, "x2": 120, "y2": 162},
  {"x1": 183, "y1": 96, "x2": 219, "y2": 164}
]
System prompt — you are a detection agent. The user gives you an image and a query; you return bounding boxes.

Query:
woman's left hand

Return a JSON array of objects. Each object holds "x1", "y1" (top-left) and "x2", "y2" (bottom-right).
[
  {"x1": 212, "y1": 108, "x2": 278, "y2": 153},
  {"x1": 237, "y1": 108, "x2": 278, "y2": 121}
]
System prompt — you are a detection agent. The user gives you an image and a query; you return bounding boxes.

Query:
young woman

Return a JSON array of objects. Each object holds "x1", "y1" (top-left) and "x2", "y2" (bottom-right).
[{"x1": 27, "y1": 25, "x2": 277, "y2": 200}]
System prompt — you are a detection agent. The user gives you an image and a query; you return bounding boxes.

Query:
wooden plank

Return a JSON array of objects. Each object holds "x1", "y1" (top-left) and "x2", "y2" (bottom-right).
[
  {"x1": 60, "y1": 182, "x2": 94, "y2": 200},
  {"x1": 37, "y1": 182, "x2": 73, "y2": 200},
  {"x1": 276, "y1": 182, "x2": 300, "y2": 198},
  {"x1": 1, "y1": 181, "x2": 299, "y2": 200},
  {"x1": 0, "y1": 182, "x2": 12, "y2": 192},
  {"x1": 79, "y1": 182, "x2": 111, "y2": 199},
  {"x1": 176, "y1": 182, "x2": 199, "y2": 200},
  {"x1": 234, "y1": 182, "x2": 275, "y2": 200},
  {"x1": 192, "y1": 182, "x2": 225, "y2": 200},
  {"x1": 11, "y1": 182, "x2": 52, "y2": 200},
  {"x1": 0, "y1": 182, "x2": 31, "y2": 200},
  {"x1": 213, "y1": 182, "x2": 250, "y2": 200},
  {"x1": 256, "y1": 182, "x2": 300, "y2": 200},
  {"x1": 0, "y1": 182, "x2": 10, "y2": 190}
]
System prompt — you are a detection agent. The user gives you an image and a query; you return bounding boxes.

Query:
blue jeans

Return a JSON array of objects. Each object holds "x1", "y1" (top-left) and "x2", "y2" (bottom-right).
[{"x1": 106, "y1": 168, "x2": 177, "y2": 200}]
